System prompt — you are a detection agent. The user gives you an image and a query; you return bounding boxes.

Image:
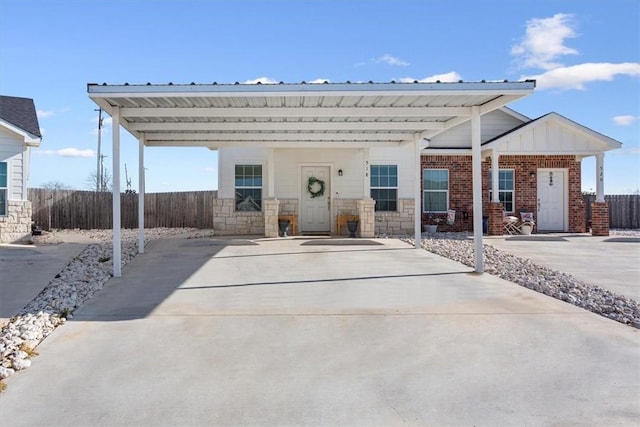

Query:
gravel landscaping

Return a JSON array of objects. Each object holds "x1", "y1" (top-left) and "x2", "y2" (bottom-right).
[{"x1": 1, "y1": 228, "x2": 638, "y2": 388}]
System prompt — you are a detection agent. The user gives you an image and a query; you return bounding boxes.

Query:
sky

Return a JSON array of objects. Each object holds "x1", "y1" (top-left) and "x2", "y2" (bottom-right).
[{"x1": 1, "y1": 0, "x2": 639, "y2": 194}]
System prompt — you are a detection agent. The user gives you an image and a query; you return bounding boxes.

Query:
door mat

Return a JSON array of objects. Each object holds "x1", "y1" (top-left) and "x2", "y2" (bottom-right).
[
  {"x1": 301, "y1": 239, "x2": 383, "y2": 246},
  {"x1": 505, "y1": 236, "x2": 568, "y2": 242}
]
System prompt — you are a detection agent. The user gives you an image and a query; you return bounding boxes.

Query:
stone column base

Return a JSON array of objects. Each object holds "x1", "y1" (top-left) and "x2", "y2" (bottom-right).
[
  {"x1": 357, "y1": 198, "x2": 376, "y2": 238},
  {"x1": 264, "y1": 198, "x2": 279, "y2": 238},
  {"x1": 591, "y1": 202, "x2": 609, "y2": 236},
  {"x1": 487, "y1": 202, "x2": 504, "y2": 236}
]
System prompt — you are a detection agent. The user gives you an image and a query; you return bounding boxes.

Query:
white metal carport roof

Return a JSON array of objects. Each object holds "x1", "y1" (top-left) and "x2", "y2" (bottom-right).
[{"x1": 88, "y1": 80, "x2": 536, "y2": 277}]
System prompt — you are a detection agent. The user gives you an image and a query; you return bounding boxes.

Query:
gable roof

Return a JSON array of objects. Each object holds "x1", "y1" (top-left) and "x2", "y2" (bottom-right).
[
  {"x1": 482, "y1": 112, "x2": 622, "y2": 155},
  {"x1": 0, "y1": 95, "x2": 42, "y2": 139}
]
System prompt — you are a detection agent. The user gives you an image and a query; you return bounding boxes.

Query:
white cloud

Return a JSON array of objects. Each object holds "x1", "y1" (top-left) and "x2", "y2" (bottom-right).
[
  {"x1": 375, "y1": 54, "x2": 410, "y2": 67},
  {"x1": 613, "y1": 115, "x2": 639, "y2": 126},
  {"x1": 522, "y1": 62, "x2": 640, "y2": 90},
  {"x1": 511, "y1": 13, "x2": 578, "y2": 70},
  {"x1": 202, "y1": 167, "x2": 216, "y2": 173},
  {"x1": 399, "y1": 71, "x2": 462, "y2": 83},
  {"x1": 244, "y1": 77, "x2": 278, "y2": 84},
  {"x1": 38, "y1": 148, "x2": 95, "y2": 158},
  {"x1": 309, "y1": 78, "x2": 330, "y2": 84},
  {"x1": 37, "y1": 110, "x2": 55, "y2": 119}
]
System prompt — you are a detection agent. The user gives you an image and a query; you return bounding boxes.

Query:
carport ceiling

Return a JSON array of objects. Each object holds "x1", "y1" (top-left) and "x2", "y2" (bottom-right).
[{"x1": 88, "y1": 81, "x2": 536, "y2": 149}]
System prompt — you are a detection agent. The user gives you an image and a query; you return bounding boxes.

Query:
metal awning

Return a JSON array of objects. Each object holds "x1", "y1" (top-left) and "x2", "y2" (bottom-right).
[
  {"x1": 87, "y1": 80, "x2": 536, "y2": 277},
  {"x1": 88, "y1": 81, "x2": 535, "y2": 149}
]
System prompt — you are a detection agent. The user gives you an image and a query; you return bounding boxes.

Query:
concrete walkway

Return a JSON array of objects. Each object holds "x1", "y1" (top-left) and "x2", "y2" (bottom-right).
[
  {"x1": 1, "y1": 236, "x2": 639, "y2": 426},
  {"x1": 0, "y1": 241, "x2": 88, "y2": 320}
]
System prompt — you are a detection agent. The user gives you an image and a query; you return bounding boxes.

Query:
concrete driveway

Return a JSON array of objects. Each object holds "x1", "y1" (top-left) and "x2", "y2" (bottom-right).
[
  {"x1": 1, "y1": 236, "x2": 639, "y2": 426},
  {"x1": 484, "y1": 233, "x2": 640, "y2": 301}
]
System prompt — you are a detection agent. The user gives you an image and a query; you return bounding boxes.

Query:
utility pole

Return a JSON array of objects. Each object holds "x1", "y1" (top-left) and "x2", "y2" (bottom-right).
[
  {"x1": 100, "y1": 154, "x2": 108, "y2": 191},
  {"x1": 96, "y1": 108, "x2": 103, "y2": 192}
]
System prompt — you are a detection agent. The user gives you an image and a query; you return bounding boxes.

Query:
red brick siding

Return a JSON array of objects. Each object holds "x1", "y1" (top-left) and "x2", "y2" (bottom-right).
[
  {"x1": 421, "y1": 154, "x2": 586, "y2": 233},
  {"x1": 591, "y1": 202, "x2": 609, "y2": 236}
]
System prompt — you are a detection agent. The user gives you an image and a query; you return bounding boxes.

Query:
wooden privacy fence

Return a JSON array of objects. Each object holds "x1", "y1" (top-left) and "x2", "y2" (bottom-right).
[
  {"x1": 584, "y1": 194, "x2": 640, "y2": 229},
  {"x1": 28, "y1": 189, "x2": 218, "y2": 230}
]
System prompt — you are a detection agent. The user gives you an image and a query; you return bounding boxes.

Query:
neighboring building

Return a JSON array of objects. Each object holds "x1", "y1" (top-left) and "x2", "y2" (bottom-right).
[
  {"x1": 0, "y1": 95, "x2": 42, "y2": 243},
  {"x1": 88, "y1": 81, "x2": 619, "y2": 275}
]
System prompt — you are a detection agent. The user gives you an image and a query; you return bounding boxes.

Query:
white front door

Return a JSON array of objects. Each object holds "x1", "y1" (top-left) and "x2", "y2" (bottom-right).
[
  {"x1": 300, "y1": 166, "x2": 331, "y2": 233},
  {"x1": 537, "y1": 169, "x2": 566, "y2": 231}
]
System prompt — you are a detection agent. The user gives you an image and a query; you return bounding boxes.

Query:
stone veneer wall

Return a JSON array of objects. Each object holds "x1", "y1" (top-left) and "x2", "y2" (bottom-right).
[
  {"x1": 374, "y1": 198, "x2": 415, "y2": 235},
  {"x1": 0, "y1": 200, "x2": 32, "y2": 243},
  {"x1": 278, "y1": 199, "x2": 299, "y2": 216},
  {"x1": 357, "y1": 198, "x2": 376, "y2": 238},
  {"x1": 334, "y1": 198, "x2": 359, "y2": 217},
  {"x1": 212, "y1": 198, "x2": 264, "y2": 236}
]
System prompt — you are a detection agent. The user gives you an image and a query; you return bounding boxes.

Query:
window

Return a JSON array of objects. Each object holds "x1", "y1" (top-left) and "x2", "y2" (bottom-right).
[
  {"x1": 489, "y1": 169, "x2": 514, "y2": 212},
  {"x1": 235, "y1": 164, "x2": 262, "y2": 211},
  {"x1": 370, "y1": 165, "x2": 397, "y2": 212},
  {"x1": 0, "y1": 162, "x2": 7, "y2": 216},
  {"x1": 423, "y1": 169, "x2": 449, "y2": 212}
]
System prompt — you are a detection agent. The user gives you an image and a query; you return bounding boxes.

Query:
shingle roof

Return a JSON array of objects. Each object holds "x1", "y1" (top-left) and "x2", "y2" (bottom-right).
[{"x1": 0, "y1": 95, "x2": 42, "y2": 138}]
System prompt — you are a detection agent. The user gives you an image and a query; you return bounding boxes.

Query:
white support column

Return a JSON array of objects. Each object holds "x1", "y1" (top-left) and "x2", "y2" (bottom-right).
[
  {"x1": 596, "y1": 153, "x2": 605, "y2": 203},
  {"x1": 112, "y1": 107, "x2": 122, "y2": 277},
  {"x1": 414, "y1": 138, "x2": 422, "y2": 249},
  {"x1": 267, "y1": 148, "x2": 275, "y2": 198},
  {"x1": 491, "y1": 149, "x2": 500, "y2": 203},
  {"x1": 471, "y1": 106, "x2": 484, "y2": 273},
  {"x1": 138, "y1": 135, "x2": 145, "y2": 254}
]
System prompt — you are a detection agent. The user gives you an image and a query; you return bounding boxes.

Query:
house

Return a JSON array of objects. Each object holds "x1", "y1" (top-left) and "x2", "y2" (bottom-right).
[
  {"x1": 87, "y1": 80, "x2": 619, "y2": 277},
  {"x1": 0, "y1": 95, "x2": 42, "y2": 243}
]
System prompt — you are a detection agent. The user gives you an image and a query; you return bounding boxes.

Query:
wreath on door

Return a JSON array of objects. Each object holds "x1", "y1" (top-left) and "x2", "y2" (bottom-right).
[{"x1": 307, "y1": 176, "x2": 326, "y2": 198}]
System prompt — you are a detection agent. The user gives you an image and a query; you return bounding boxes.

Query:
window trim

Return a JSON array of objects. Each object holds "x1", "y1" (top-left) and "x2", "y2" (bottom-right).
[
  {"x1": 489, "y1": 168, "x2": 515, "y2": 213},
  {"x1": 234, "y1": 163, "x2": 263, "y2": 212},
  {"x1": 370, "y1": 164, "x2": 398, "y2": 212},
  {"x1": 423, "y1": 168, "x2": 449, "y2": 213}
]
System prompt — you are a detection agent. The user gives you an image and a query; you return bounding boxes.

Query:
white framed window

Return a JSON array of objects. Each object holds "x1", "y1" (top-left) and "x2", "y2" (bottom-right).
[
  {"x1": 423, "y1": 169, "x2": 449, "y2": 212},
  {"x1": 0, "y1": 162, "x2": 7, "y2": 216},
  {"x1": 235, "y1": 164, "x2": 262, "y2": 211},
  {"x1": 370, "y1": 164, "x2": 398, "y2": 212},
  {"x1": 489, "y1": 169, "x2": 514, "y2": 212}
]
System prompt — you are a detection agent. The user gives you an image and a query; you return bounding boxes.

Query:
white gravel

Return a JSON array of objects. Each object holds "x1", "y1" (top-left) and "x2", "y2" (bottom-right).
[{"x1": 2, "y1": 227, "x2": 638, "y2": 386}]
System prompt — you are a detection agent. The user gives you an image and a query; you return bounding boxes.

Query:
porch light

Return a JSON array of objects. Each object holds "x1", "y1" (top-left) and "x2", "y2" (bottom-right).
[
  {"x1": 338, "y1": 169, "x2": 343, "y2": 177},
  {"x1": 529, "y1": 171, "x2": 536, "y2": 179}
]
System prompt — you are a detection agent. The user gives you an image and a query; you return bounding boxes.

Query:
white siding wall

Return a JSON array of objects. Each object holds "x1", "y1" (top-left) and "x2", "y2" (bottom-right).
[
  {"x1": 219, "y1": 145, "x2": 418, "y2": 200},
  {"x1": 430, "y1": 109, "x2": 525, "y2": 148},
  {"x1": 0, "y1": 127, "x2": 27, "y2": 201},
  {"x1": 500, "y1": 119, "x2": 604, "y2": 154},
  {"x1": 370, "y1": 144, "x2": 416, "y2": 198}
]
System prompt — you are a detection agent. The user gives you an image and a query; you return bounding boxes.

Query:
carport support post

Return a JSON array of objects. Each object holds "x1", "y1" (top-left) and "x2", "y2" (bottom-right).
[
  {"x1": 595, "y1": 153, "x2": 605, "y2": 203},
  {"x1": 112, "y1": 107, "x2": 122, "y2": 278},
  {"x1": 471, "y1": 106, "x2": 484, "y2": 273},
  {"x1": 138, "y1": 136, "x2": 145, "y2": 254},
  {"x1": 414, "y1": 137, "x2": 422, "y2": 249}
]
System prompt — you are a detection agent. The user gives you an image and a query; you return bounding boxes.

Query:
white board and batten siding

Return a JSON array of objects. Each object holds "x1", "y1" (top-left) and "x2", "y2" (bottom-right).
[
  {"x1": 0, "y1": 126, "x2": 28, "y2": 201},
  {"x1": 429, "y1": 109, "x2": 526, "y2": 148}
]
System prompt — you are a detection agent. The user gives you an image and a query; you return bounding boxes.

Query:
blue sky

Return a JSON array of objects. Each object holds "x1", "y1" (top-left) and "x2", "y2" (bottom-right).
[{"x1": 1, "y1": 0, "x2": 638, "y2": 194}]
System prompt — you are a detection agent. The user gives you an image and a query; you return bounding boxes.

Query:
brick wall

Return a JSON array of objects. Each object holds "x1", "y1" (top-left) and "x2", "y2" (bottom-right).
[{"x1": 421, "y1": 154, "x2": 585, "y2": 233}]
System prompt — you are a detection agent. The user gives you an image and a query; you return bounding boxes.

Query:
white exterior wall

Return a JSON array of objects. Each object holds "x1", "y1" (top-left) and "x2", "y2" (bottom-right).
[
  {"x1": 430, "y1": 109, "x2": 525, "y2": 148},
  {"x1": 370, "y1": 144, "x2": 416, "y2": 198},
  {"x1": 498, "y1": 119, "x2": 607, "y2": 154},
  {"x1": 0, "y1": 126, "x2": 27, "y2": 201},
  {"x1": 218, "y1": 145, "x2": 418, "y2": 201}
]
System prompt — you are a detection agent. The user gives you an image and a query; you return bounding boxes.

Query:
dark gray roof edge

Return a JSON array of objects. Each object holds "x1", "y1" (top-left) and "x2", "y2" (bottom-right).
[
  {"x1": 0, "y1": 95, "x2": 42, "y2": 138},
  {"x1": 87, "y1": 80, "x2": 536, "y2": 94}
]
